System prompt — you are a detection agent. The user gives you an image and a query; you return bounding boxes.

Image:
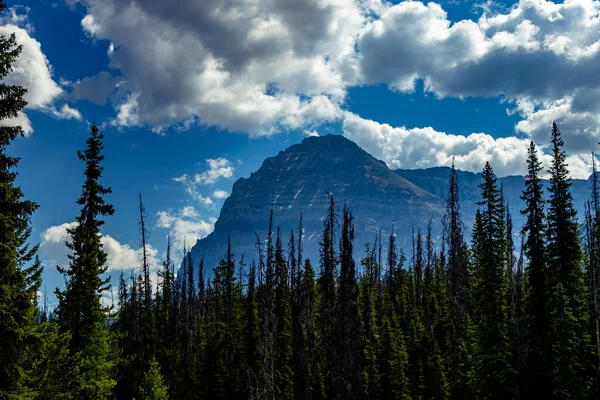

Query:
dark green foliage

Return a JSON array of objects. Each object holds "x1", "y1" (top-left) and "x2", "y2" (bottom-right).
[
  {"x1": 0, "y1": 1, "x2": 43, "y2": 395},
  {"x1": 274, "y1": 230, "x2": 293, "y2": 399},
  {"x1": 138, "y1": 358, "x2": 169, "y2": 400},
  {"x1": 472, "y1": 162, "x2": 517, "y2": 398},
  {"x1": 546, "y1": 123, "x2": 593, "y2": 397},
  {"x1": 331, "y1": 206, "x2": 363, "y2": 398},
  {"x1": 520, "y1": 140, "x2": 551, "y2": 397},
  {"x1": 54, "y1": 123, "x2": 116, "y2": 398},
  {"x1": 360, "y1": 243, "x2": 380, "y2": 399}
]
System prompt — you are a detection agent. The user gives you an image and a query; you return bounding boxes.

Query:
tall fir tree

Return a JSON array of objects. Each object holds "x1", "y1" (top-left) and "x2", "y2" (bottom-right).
[
  {"x1": 331, "y1": 206, "x2": 363, "y2": 398},
  {"x1": 244, "y1": 260, "x2": 260, "y2": 394},
  {"x1": 546, "y1": 122, "x2": 593, "y2": 397},
  {"x1": 472, "y1": 162, "x2": 517, "y2": 398},
  {"x1": 360, "y1": 242, "x2": 380, "y2": 399},
  {"x1": 0, "y1": 1, "x2": 43, "y2": 395},
  {"x1": 55, "y1": 123, "x2": 116, "y2": 398},
  {"x1": 274, "y1": 230, "x2": 293, "y2": 399},
  {"x1": 586, "y1": 153, "x2": 600, "y2": 390},
  {"x1": 520, "y1": 140, "x2": 550, "y2": 396},
  {"x1": 319, "y1": 193, "x2": 338, "y2": 393},
  {"x1": 302, "y1": 259, "x2": 326, "y2": 400}
]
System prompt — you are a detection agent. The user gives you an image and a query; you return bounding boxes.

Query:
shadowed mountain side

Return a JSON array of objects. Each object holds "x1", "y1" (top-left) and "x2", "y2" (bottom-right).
[{"x1": 187, "y1": 135, "x2": 445, "y2": 276}]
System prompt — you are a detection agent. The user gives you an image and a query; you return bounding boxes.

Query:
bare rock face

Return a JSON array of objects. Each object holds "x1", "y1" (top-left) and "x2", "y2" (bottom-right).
[{"x1": 188, "y1": 134, "x2": 444, "y2": 274}]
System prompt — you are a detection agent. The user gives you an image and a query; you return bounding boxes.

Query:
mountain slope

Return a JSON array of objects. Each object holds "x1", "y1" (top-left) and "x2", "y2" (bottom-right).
[{"x1": 189, "y1": 135, "x2": 444, "y2": 273}]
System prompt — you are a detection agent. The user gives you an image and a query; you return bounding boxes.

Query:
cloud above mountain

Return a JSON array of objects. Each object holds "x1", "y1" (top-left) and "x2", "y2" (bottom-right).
[
  {"x1": 11, "y1": 0, "x2": 600, "y2": 175},
  {"x1": 343, "y1": 111, "x2": 596, "y2": 179}
]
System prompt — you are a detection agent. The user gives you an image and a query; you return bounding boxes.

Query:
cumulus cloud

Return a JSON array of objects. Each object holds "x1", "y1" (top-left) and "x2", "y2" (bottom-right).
[
  {"x1": 0, "y1": 10, "x2": 80, "y2": 134},
  {"x1": 156, "y1": 206, "x2": 215, "y2": 263},
  {"x1": 213, "y1": 189, "x2": 229, "y2": 199},
  {"x1": 172, "y1": 158, "x2": 234, "y2": 207},
  {"x1": 74, "y1": 0, "x2": 362, "y2": 135},
  {"x1": 195, "y1": 158, "x2": 234, "y2": 185},
  {"x1": 343, "y1": 112, "x2": 597, "y2": 179},
  {"x1": 48, "y1": 104, "x2": 83, "y2": 120},
  {"x1": 359, "y1": 0, "x2": 600, "y2": 99},
  {"x1": 40, "y1": 222, "x2": 159, "y2": 273},
  {"x1": 67, "y1": 0, "x2": 600, "y2": 167},
  {"x1": 70, "y1": 71, "x2": 123, "y2": 105},
  {"x1": 357, "y1": 0, "x2": 600, "y2": 152}
]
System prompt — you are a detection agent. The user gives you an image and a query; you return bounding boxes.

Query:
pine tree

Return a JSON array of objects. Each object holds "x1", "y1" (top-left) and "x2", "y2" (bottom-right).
[
  {"x1": 379, "y1": 288, "x2": 410, "y2": 400},
  {"x1": 360, "y1": 242, "x2": 380, "y2": 399},
  {"x1": 319, "y1": 193, "x2": 337, "y2": 394},
  {"x1": 519, "y1": 140, "x2": 550, "y2": 396},
  {"x1": 302, "y1": 259, "x2": 326, "y2": 400},
  {"x1": 138, "y1": 358, "x2": 169, "y2": 400},
  {"x1": 586, "y1": 154, "x2": 600, "y2": 391},
  {"x1": 546, "y1": 122, "x2": 593, "y2": 396},
  {"x1": 331, "y1": 205, "x2": 363, "y2": 398},
  {"x1": 292, "y1": 216, "x2": 309, "y2": 400},
  {"x1": 155, "y1": 237, "x2": 177, "y2": 397},
  {"x1": 54, "y1": 123, "x2": 116, "y2": 398},
  {"x1": 444, "y1": 159, "x2": 469, "y2": 334},
  {"x1": 244, "y1": 260, "x2": 260, "y2": 394},
  {"x1": 272, "y1": 230, "x2": 293, "y2": 399},
  {"x1": 472, "y1": 162, "x2": 517, "y2": 398},
  {"x1": 0, "y1": 1, "x2": 44, "y2": 394}
]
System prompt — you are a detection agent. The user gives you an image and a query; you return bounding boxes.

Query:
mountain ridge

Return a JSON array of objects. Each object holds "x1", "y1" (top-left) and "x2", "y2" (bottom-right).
[{"x1": 185, "y1": 134, "x2": 594, "y2": 276}]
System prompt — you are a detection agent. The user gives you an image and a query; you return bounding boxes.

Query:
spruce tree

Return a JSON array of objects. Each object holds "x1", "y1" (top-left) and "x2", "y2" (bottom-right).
[
  {"x1": 546, "y1": 122, "x2": 593, "y2": 396},
  {"x1": 138, "y1": 358, "x2": 169, "y2": 400},
  {"x1": 360, "y1": 242, "x2": 380, "y2": 399},
  {"x1": 331, "y1": 205, "x2": 363, "y2": 398},
  {"x1": 55, "y1": 123, "x2": 116, "y2": 398},
  {"x1": 444, "y1": 159, "x2": 469, "y2": 329},
  {"x1": 302, "y1": 259, "x2": 326, "y2": 400},
  {"x1": 520, "y1": 140, "x2": 550, "y2": 396},
  {"x1": 586, "y1": 154, "x2": 600, "y2": 391},
  {"x1": 244, "y1": 260, "x2": 260, "y2": 393},
  {"x1": 472, "y1": 162, "x2": 517, "y2": 398},
  {"x1": 0, "y1": 1, "x2": 43, "y2": 395},
  {"x1": 318, "y1": 193, "x2": 337, "y2": 393},
  {"x1": 274, "y1": 230, "x2": 293, "y2": 399}
]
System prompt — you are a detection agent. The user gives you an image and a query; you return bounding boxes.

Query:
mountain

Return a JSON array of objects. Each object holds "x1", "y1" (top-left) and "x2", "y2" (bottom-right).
[
  {"x1": 186, "y1": 134, "x2": 594, "y2": 275},
  {"x1": 188, "y1": 134, "x2": 444, "y2": 273}
]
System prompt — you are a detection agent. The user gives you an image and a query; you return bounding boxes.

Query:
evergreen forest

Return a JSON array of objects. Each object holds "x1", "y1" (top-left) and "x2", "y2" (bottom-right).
[{"x1": 3, "y1": 3, "x2": 600, "y2": 399}]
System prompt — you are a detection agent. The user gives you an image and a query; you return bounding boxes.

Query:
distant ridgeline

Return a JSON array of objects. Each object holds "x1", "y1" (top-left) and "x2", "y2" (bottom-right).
[{"x1": 182, "y1": 134, "x2": 594, "y2": 279}]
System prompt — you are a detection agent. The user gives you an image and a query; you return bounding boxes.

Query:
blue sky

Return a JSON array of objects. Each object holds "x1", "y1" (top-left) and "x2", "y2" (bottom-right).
[{"x1": 7, "y1": 0, "x2": 600, "y2": 304}]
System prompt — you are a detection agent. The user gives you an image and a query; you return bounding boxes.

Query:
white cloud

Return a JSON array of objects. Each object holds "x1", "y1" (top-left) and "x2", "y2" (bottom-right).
[
  {"x1": 212, "y1": 189, "x2": 229, "y2": 199},
  {"x1": 40, "y1": 222, "x2": 160, "y2": 273},
  {"x1": 195, "y1": 158, "x2": 234, "y2": 185},
  {"x1": 304, "y1": 129, "x2": 320, "y2": 137},
  {"x1": 0, "y1": 111, "x2": 33, "y2": 135},
  {"x1": 356, "y1": 0, "x2": 600, "y2": 153},
  {"x1": 68, "y1": 0, "x2": 600, "y2": 167},
  {"x1": 73, "y1": 0, "x2": 365, "y2": 135},
  {"x1": 343, "y1": 111, "x2": 596, "y2": 179},
  {"x1": 172, "y1": 157, "x2": 233, "y2": 207},
  {"x1": 48, "y1": 104, "x2": 83, "y2": 120},
  {"x1": 156, "y1": 207, "x2": 215, "y2": 263},
  {"x1": 514, "y1": 96, "x2": 600, "y2": 153},
  {"x1": 0, "y1": 12, "x2": 80, "y2": 134}
]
